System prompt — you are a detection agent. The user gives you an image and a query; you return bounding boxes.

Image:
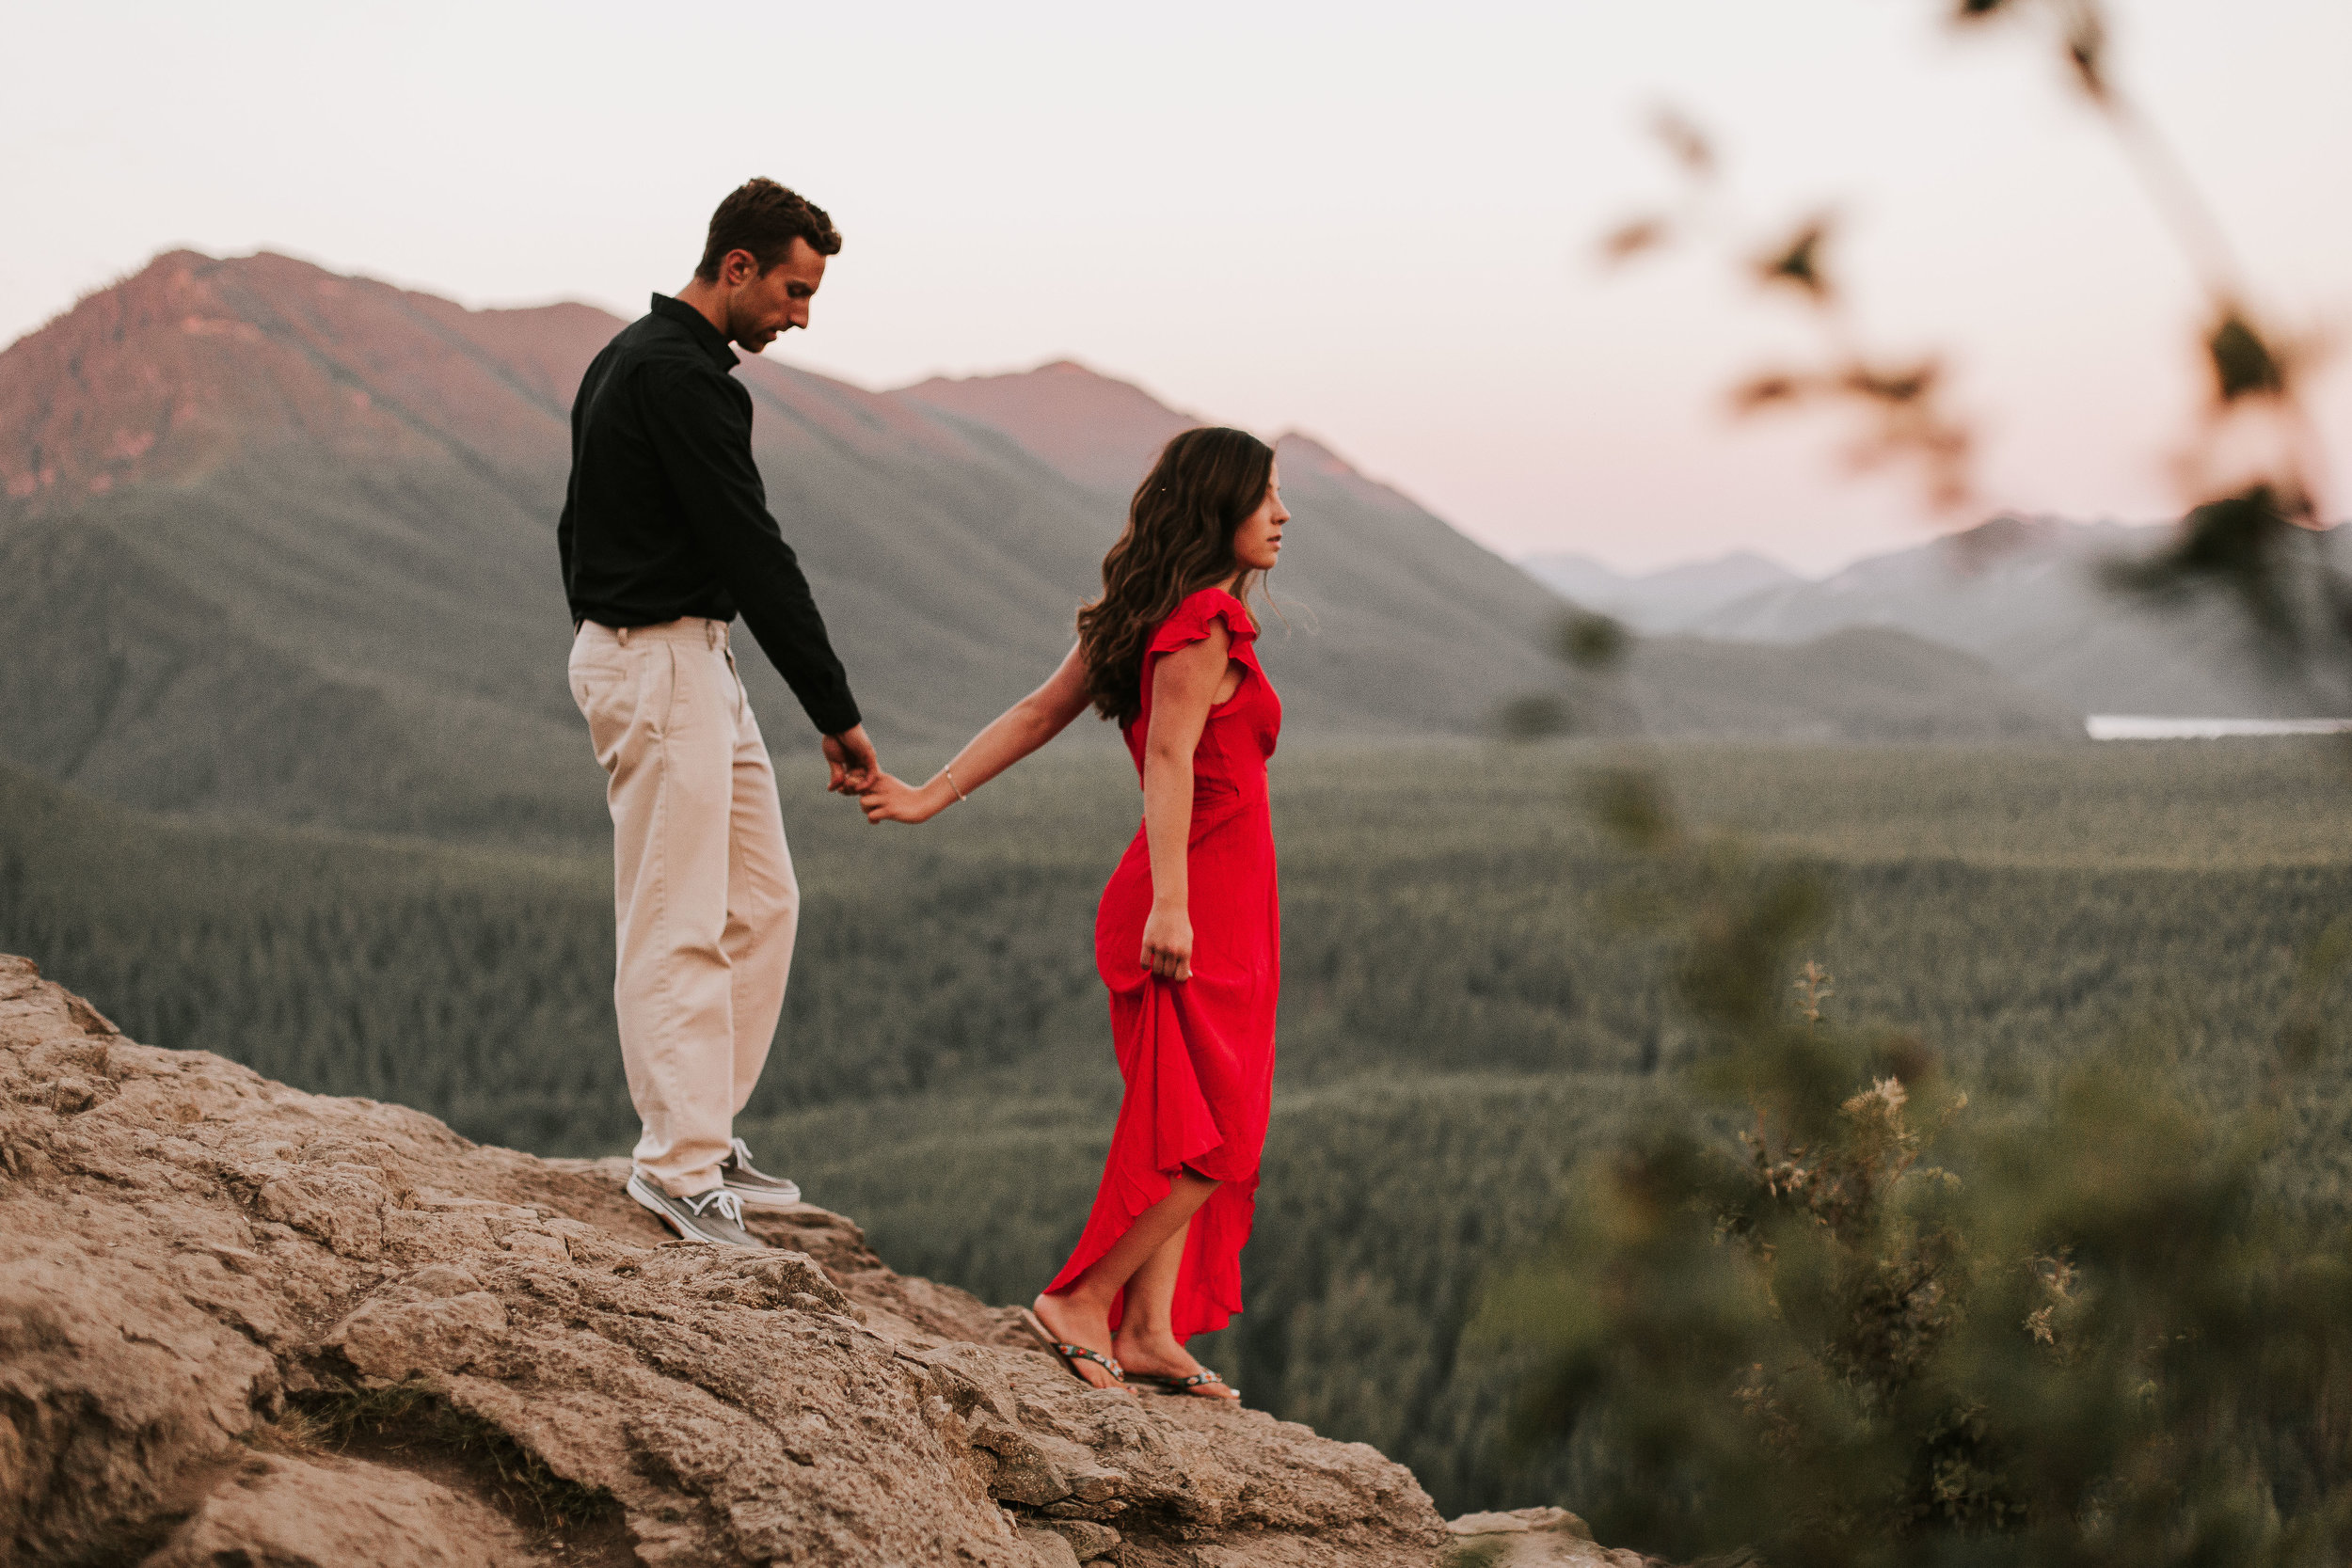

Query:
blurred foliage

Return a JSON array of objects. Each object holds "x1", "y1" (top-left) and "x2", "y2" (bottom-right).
[
  {"x1": 1497, "y1": 692, "x2": 1576, "y2": 742},
  {"x1": 1482, "y1": 764, "x2": 2352, "y2": 1561},
  {"x1": 1597, "y1": 115, "x2": 1978, "y2": 516},
  {"x1": 1595, "y1": 0, "x2": 2343, "y2": 686},
  {"x1": 1511, "y1": 31, "x2": 2352, "y2": 1544},
  {"x1": 1490, "y1": 613, "x2": 1629, "y2": 739},
  {"x1": 1556, "y1": 611, "x2": 1629, "y2": 673},
  {"x1": 2102, "y1": 488, "x2": 2310, "y2": 651}
]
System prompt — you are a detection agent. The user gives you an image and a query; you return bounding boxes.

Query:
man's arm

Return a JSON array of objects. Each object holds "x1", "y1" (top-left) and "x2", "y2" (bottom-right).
[
  {"x1": 556, "y1": 382, "x2": 584, "y2": 605},
  {"x1": 638, "y1": 362, "x2": 866, "y2": 743}
]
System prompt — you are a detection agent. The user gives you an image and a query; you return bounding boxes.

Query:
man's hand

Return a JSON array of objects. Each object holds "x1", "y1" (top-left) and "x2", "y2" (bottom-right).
[{"x1": 822, "y1": 725, "x2": 881, "y2": 795}]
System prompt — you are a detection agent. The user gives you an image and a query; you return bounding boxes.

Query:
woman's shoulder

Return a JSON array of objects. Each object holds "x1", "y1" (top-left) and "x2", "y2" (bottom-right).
[{"x1": 1152, "y1": 586, "x2": 1259, "y2": 654}]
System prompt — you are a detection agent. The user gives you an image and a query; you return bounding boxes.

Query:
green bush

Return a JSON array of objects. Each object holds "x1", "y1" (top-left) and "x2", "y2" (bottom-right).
[{"x1": 1483, "y1": 778, "x2": 2352, "y2": 1564}]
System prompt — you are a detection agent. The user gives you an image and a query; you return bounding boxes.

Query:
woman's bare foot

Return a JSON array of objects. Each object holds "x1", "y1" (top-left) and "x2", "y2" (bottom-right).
[
  {"x1": 1030, "y1": 1293, "x2": 1134, "y2": 1394},
  {"x1": 1112, "y1": 1323, "x2": 1241, "y2": 1401}
]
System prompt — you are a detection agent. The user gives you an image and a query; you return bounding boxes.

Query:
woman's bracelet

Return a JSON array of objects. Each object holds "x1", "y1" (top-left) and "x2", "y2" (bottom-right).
[{"x1": 943, "y1": 768, "x2": 969, "y2": 804}]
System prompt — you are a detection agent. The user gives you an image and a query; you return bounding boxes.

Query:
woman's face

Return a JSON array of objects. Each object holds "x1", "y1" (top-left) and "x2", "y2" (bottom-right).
[{"x1": 1231, "y1": 463, "x2": 1288, "y2": 574}]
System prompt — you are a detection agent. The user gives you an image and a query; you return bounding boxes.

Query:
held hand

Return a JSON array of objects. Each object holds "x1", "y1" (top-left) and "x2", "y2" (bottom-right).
[
  {"x1": 823, "y1": 724, "x2": 881, "y2": 796},
  {"x1": 1140, "y1": 903, "x2": 1193, "y2": 982},
  {"x1": 859, "y1": 773, "x2": 945, "y2": 825}
]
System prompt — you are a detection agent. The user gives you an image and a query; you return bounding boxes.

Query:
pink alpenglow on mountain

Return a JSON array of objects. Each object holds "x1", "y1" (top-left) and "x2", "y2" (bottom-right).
[{"x1": 894, "y1": 358, "x2": 1205, "y2": 496}]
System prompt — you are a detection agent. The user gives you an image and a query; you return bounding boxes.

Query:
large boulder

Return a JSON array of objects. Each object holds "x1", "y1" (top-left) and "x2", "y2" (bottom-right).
[
  {"x1": 0, "y1": 954, "x2": 1446, "y2": 1566},
  {"x1": 1442, "y1": 1508, "x2": 1656, "y2": 1566}
]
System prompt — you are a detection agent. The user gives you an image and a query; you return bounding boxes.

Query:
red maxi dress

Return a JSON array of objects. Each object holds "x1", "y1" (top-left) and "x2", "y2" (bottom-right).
[{"x1": 1042, "y1": 587, "x2": 1282, "y2": 1341}]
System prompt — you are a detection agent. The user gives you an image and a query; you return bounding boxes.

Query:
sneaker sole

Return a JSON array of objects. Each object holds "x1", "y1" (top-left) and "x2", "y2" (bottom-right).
[
  {"x1": 722, "y1": 1181, "x2": 803, "y2": 1211},
  {"x1": 627, "y1": 1172, "x2": 755, "y2": 1245}
]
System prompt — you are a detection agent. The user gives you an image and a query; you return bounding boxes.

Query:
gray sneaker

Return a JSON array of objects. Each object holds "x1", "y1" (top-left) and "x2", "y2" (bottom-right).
[
  {"x1": 627, "y1": 1168, "x2": 763, "y2": 1247},
  {"x1": 721, "y1": 1137, "x2": 803, "y2": 1209}
]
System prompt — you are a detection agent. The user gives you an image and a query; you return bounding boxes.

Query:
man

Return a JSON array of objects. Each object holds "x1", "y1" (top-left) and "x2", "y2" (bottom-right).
[{"x1": 558, "y1": 178, "x2": 880, "y2": 1248}]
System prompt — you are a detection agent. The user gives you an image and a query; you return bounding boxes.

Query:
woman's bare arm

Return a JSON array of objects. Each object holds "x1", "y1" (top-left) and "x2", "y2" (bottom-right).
[
  {"x1": 859, "y1": 642, "x2": 1093, "y2": 823},
  {"x1": 1136, "y1": 624, "x2": 1232, "y2": 981}
]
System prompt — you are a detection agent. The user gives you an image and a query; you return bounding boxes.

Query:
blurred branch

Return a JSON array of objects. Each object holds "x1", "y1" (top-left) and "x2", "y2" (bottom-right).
[
  {"x1": 1951, "y1": 0, "x2": 2246, "y2": 293},
  {"x1": 1598, "y1": 0, "x2": 2344, "y2": 681},
  {"x1": 1496, "y1": 17, "x2": 2352, "y2": 1555},
  {"x1": 1599, "y1": 119, "x2": 1985, "y2": 518}
]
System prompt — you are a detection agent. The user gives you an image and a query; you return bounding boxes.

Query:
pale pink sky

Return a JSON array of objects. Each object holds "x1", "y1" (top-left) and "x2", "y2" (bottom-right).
[{"x1": 5, "y1": 0, "x2": 2345, "y2": 573}]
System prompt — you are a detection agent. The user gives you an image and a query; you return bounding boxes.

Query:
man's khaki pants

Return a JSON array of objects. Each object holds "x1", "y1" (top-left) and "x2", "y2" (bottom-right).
[{"x1": 569, "y1": 617, "x2": 798, "y2": 1197}]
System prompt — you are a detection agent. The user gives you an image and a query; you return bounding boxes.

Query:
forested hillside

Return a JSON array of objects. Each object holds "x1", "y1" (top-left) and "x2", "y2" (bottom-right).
[{"x1": 8, "y1": 741, "x2": 2349, "y2": 1514}]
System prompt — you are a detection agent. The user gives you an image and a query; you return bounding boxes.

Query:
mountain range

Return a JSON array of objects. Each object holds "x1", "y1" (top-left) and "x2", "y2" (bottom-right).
[
  {"x1": 0, "y1": 250, "x2": 2080, "y2": 837},
  {"x1": 883, "y1": 362, "x2": 2079, "y2": 747},
  {"x1": 1533, "y1": 520, "x2": 2352, "y2": 718},
  {"x1": 1521, "y1": 549, "x2": 1804, "y2": 633}
]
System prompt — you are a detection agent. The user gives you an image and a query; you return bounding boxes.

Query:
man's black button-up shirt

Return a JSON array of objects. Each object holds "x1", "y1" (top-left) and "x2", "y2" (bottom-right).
[{"x1": 558, "y1": 293, "x2": 861, "y2": 736}]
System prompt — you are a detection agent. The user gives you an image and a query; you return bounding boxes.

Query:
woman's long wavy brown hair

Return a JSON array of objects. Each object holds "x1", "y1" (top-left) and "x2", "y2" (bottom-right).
[{"x1": 1076, "y1": 427, "x2": 1275, "y2": 725}]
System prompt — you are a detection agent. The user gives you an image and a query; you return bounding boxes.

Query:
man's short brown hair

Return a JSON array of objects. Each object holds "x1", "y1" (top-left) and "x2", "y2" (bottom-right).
[{"x1": 695, "y1": 179, "x2": 842, "y2": 281}]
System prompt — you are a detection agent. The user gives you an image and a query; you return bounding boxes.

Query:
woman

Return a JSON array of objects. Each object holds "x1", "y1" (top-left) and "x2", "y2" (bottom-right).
[{"x1": 858, "y1": 426, "x2": 1287, "y2": 1402}]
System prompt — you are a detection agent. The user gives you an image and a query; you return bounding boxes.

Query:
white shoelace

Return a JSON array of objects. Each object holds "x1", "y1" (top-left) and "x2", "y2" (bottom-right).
[{"x1": 685, "y1": 1186, "x2": 746, "y2": 1226}]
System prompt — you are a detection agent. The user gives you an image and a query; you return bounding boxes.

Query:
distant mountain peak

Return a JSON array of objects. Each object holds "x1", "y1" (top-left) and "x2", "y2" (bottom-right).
[
  {"x1": 890, "y1": 358, "x2": 1206, "y2": 495},
  {"x1": 1270, "y1": 429, "x2": 1348, "y2": 472},
  {"x1": 1712, "y1": 548, "x2": 1801, "y2": 573},
  {"x1": 916, "y1": 356, "x2": 1143, "y2": 390},
  {"x1": 1684, "y1": 514, "x2": 2352, "y2": 717},
  {"x1": 0, "y1": 247, "x2": 627, "y2": 511},
  {"x1": 888, "y1": 360, "x2": 1451, "y2": 527},
  {"x1": 1520, "y1": 547, "x2": 1805, "y2": 630},
  {"x1": 1264, "y1": 430, "x2": 1437, "y2": 518}
]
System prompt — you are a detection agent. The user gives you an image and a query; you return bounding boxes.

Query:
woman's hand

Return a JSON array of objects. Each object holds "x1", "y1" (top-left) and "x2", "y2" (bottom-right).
[
  {"x1": 1140, "y1": 902, "x2": 1193, "y2": 981},
  {"x1": 860, "y1": 773, "x2": 947, "y2": 825}
]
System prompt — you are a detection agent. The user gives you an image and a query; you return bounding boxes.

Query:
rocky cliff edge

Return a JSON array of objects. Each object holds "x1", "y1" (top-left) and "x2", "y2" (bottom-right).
[{"x1": 0, "y1": 954, "x2": 1498, "y2": 1567}]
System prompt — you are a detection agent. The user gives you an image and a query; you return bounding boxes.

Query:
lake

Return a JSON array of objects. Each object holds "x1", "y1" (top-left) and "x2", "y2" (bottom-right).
[{"x1": 2086, "y1": 716, "x2": 2352, "y2": 739}]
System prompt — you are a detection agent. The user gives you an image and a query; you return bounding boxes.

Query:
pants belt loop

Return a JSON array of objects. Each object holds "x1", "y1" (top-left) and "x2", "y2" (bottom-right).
[{"x1": 618, "y1": 626, "x2": 632, "y2": 647}]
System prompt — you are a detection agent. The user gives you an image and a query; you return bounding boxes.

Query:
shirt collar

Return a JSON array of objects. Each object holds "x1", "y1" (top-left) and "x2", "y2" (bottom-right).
[{"x1": 649, "y1": 293, "x2": 739, "y2": 371}]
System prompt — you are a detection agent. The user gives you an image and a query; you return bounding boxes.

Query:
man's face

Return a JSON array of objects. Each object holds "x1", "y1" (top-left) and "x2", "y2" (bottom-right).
[{"x1": 721, "y1": 237, "x2": 826, "y2": 354}]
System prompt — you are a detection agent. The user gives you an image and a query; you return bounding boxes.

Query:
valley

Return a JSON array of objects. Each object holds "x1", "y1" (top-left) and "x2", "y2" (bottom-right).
[{"x1": 8, "y1": 738, "x2": 2349, "y2": 1516}]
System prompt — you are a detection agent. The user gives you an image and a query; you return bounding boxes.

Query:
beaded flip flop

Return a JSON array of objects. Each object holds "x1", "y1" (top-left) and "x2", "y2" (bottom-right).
[
  {"x1": 1130, "y1": 1368, "x2": 1241, "y2": 1401},
  {"x1": 1018, "y1": 1307, "x2": 1134, "y2": 1393}
]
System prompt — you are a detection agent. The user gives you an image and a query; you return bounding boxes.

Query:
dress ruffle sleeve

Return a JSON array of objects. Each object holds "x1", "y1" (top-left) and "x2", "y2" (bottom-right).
[{"x1": 1146, "y1": 589, "x2": 1259, "y2": 659}]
